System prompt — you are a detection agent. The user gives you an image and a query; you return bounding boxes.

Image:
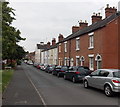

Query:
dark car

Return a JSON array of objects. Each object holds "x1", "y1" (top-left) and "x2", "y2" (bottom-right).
[
  {"x1": 57, "y1": 66, "x2": 69, "y2": 77},
  {"x1": 52, "y1": 66, "x2": 62, "y2": 75},
  {"x1": 64, "y1": 66, "x2": 91, "y2": 83},
  {"x1": 45, "y1": 65, "x2": 56, "y2": 73}
]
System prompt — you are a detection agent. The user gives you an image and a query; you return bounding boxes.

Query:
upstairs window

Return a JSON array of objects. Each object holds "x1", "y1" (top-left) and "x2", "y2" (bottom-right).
[
  {"x1": 59, "y1": 43, "x2": 61, "y2": 53},
  {"x1": 88, "y1": 32, "x2": 94, "y2": 49},
  {"x1": 76, "y1": 37, "x2": 80, "y2": 51},
  {"x1": 64, "y1": 42, "x2": 67, "y2": 52}
]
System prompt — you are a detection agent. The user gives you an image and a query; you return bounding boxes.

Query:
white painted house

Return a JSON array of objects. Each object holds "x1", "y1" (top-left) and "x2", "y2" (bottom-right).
[{"x1": 34, "y1": 42, "x2": 48, "y2": 63}]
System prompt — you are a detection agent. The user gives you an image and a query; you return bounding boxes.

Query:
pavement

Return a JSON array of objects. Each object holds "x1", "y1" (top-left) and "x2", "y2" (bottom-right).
[
  {"x1": 2, "y1": 63, "x2": 120, "y2": 106},
  {"x1": 2, "y1": 64, "x2": 43, "y2": 105}
]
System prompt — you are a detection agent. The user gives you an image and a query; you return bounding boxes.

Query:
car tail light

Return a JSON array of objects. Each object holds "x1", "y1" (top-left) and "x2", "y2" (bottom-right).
[
  {"x1": 112, "y1": 80, "x2": 120, "y2": 83},
  {"x1": 61, "y1": 70, "x2": 65, "y2": 72},
  {"x1": 75, "y1": 72, "x2": 80, "y2": 74}
]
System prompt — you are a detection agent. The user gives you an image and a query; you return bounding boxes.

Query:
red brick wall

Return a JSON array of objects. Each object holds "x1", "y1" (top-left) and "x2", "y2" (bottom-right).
[{"x1": 58, "y1": 16, "x2": 120, "y2": 69}]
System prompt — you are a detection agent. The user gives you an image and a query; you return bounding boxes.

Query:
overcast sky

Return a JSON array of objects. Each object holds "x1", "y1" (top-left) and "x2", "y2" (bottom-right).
[{"x1": 9, "y1": 0, "x2": 119, "y2": 52}]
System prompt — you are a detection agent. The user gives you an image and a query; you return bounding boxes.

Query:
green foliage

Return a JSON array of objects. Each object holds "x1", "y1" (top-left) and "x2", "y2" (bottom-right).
[{"x1": 2, "y1": 2, "x2": 26, "y2": 61}]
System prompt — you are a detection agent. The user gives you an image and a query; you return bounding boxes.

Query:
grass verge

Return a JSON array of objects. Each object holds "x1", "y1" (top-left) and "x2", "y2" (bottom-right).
[{"x1": 2, "y1": 69, "x2": 14, "y2": 93}]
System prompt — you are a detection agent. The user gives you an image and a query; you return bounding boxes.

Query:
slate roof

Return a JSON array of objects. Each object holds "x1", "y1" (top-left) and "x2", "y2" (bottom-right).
[
  {"x1": 57, "y1": 11, "x2": 120, "y2": 44},
  {"x1": 37, "y1": 44, "x2": 48, "y2": 49},
  {"x1": 41, "y1": 44, "x2": 58, "y2": 52}
]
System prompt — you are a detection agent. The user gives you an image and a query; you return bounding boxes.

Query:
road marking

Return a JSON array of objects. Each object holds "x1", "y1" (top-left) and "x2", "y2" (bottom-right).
[{"x1": 25, "y1": 71, "x2": 47, "y2": 106}]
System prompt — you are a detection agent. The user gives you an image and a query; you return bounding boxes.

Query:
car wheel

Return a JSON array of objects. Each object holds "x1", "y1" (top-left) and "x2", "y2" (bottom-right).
[
  {"x1": 84, "y1": 80, "x2": 89, "y2": 88},
  {"x1": 64, "y1": 75, "x2": 67, "y2": 80},
  {"x1": 104, "y1": 85, "x2": 113, "y2": 97},
  {"x1": 72, "y1": 77, "x2": 76, "y2": 83}
]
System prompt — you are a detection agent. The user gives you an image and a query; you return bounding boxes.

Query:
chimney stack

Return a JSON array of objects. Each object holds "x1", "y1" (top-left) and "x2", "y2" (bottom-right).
[
  {"x1": 72, "y1": 26, "x2": 80, "y2": 34},
  {"x1": 40, "y1": 42, "x2": 44, "y2": 45},
  {"x1": 52, "y1": 38, "x2": 56, "y2": 46},
  {"x1": 47, "y1": 42, "x2": 50, "y2": 47},
  {"x1": 105, "y1": 4, "x2": 117, "y2": 18},
  {"x1": 91, "y1": 13, "x2": 102, "y2": 24},
  {"x1": 58, "y1": 34, "x2": 64, "y2": 42},
  {"x1": 79, "y1": 20, "x2": 88, "y2": 29}
]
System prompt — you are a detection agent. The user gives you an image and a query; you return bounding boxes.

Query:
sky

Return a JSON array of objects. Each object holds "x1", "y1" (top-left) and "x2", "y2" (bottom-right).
[{"x1": 9, "y1": 0, "x2": 120, "y2": 52}]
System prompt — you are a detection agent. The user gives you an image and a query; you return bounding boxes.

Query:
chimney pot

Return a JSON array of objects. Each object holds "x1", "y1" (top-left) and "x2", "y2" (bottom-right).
[
  {"x1": 91, "y1": 13, "x2": 102, "y2": 24},
  {"x1": 52, "y1": 38, "x2": 56, "y2": 46},
  {"x1": 58, "y1": 34, "x2": 64, "y2": 42},
  {"x1": 105, "y1": 4, "x2": 117, "y2": 17}
]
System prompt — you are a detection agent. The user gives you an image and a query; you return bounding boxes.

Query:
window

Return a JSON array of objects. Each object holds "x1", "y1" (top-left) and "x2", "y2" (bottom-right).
[
  {"x1": 76, "y1": 37, "x2": 80, "y2": 50},
  {"x1": 95, "y1": 54, "x2": 102, "y2": 69},
  {"x1": 88, "y1": 32, "x2": 94, "y2": 49},
  {"x1": 88, "y1": 55, "x2": 94, "y2": 71},
  {"x1": 91, "y1": 70, "x2": 100, "y2": 76},
  {"x1": 99, "y1": 70, "x2": 109, "y2": 77},
  {"x1": 70, "y1": 58, "x2": 74, "y2": 66},
  {"x1": 76, "y1": 56, "x2": 80, "y2": 66},
  {"x1": 64, "y1": 57, "x2": 67, "y2": 66},
  {"x1": 80, "y1": 56, "x2": 85, "y2": 66},
  {"x1": 59, "y1": 43, "x2": 61, "y2": 53},
  {"x1": 64, "y1": 42, "x2": 67, "y2": 52}
]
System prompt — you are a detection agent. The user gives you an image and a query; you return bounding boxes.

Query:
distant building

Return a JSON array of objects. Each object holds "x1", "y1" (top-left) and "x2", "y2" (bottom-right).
[
  {"x1": 35, "y1": 42, "x2": 48, "y2": 63},
  {"x1": 41, "y1": 38, "x2": 58, "y2": 65}
]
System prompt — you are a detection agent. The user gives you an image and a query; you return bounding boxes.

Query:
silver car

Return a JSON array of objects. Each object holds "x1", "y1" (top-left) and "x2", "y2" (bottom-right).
[{"x1": 83, "y1": 69, "x2": 120, "y2": 97}]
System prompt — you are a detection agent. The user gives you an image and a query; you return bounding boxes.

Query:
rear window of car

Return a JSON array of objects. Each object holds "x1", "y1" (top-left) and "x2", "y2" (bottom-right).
[
  {"x1": 61, "y1": 67, "x2": 68, "y2": 71},
  {"x1": 113, "y1": 72, "x2": 120, "y2": 78}
]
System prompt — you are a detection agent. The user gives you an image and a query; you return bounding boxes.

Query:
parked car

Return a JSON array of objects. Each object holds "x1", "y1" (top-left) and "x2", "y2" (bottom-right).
[
  {"x1": 47, "y1": 66, "x2": 56, "y2": 73},
  {"x1": 83, "y1": 69, "x2": 120, "y2": 97},
  {"x1": 45, "y1": 65, "x2": 56, "y2": 73},
  {"x1": 64, "y1": 66, "x2": 91, "y2": 83},
  {"x1": 52, "y1": 66, "x2": 62, "y2": 75},
  {"x1": 27, "y1": 60, "x2": 33, "y2": 65},
  {"x1": 33, "y1": 62, "x2": 39, "y2": 67},
  {"x1": 57, "y1": 66, "x2": 69, "y2": 77}
]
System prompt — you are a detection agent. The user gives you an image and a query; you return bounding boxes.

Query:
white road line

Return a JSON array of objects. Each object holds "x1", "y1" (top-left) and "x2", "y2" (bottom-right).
[{"x1": 25, "y1": 71, "x2": 47, "y2": 106}]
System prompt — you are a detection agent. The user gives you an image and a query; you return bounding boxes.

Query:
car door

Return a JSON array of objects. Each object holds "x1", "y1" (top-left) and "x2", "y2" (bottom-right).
[
  {"x1": 87, "y1": 70, "x2": 101, "y2": 88},
  {"x1": 96, "y1": 70, "x2": 109, "y2": 90}
]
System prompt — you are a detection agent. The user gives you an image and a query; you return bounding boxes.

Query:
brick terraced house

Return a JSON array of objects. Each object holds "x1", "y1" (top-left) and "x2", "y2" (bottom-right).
[{"x1": 57, "y1": 4, "x2": 120, "y2": 70}]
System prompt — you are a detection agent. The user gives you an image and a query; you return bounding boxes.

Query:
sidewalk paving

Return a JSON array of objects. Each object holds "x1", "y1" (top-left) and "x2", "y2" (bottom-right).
[{"x1": 2, "y1": 65, "x2": 43, "y2": 105}]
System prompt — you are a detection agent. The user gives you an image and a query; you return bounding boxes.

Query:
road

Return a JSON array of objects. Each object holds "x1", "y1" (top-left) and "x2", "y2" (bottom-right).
[{"x1": 3, "y1": 63, "x2": 120, "y2": 106}]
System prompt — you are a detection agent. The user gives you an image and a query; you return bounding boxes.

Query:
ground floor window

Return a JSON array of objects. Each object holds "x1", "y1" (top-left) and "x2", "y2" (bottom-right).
[
  {"x1": 95, "y1": 54, "x2": 102, "y2": 69},
  {"x1": 70, "y1": 58, "x2": 74, "y2": 66},
  {"x1": 80, "y1": 56, "x2": 85, "y2": 66},
  {"x1": 89, "y1": 57, "x2": 94, "y2": 71},
  {"x1": 76, "y1": 56, "x2": 80, "y2": 66}
]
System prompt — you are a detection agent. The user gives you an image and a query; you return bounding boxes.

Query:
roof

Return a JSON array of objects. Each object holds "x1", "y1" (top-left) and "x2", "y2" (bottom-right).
[
  {"x1": 41, "y1": 44, "x2": 58, "y2": 52},
  {"x1": 58, "y1": 11, "x2": 120, "y2": 44},
  {"x1": 37, "y1": 44, "x2": 48, "y2": 49}
]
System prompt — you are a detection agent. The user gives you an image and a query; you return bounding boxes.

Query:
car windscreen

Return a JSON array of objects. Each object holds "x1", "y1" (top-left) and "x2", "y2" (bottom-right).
[
  {"x1": 113, "y1": 71, "x2": 120, "y2": 78},
  {"x1": 61, "y1": 67, "x2": 68, "y2": 71}
]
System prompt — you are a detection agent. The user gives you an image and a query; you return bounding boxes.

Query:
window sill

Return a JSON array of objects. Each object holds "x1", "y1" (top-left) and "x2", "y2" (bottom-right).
[
  {"x1": 88, "y1": 47, "x2": 94, "y2": 50},
  {"x1": 76, "y1": 48, "x2": 80, "y2": 51}
]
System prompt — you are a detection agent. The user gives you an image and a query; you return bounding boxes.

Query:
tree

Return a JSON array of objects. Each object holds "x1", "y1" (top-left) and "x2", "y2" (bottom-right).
[{"x1": 2, "y1": 2, "x2": 26, "y2": 65}]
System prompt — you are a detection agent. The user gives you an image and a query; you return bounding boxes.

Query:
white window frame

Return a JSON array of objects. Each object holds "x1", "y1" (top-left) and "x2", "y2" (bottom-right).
[
  {"x1": 95, "y1": 54, "x2": 102, "y2": 69},
  {"x1": 88, "y1": 54, "x2": 94, "y2": 71},
  {"x1": 76, "y1": 56, "x2": 80, "y2": 66},
  {"x1": 64, "y1": 41, "x2": 67, "y2": 52},
  {"x1": 59, "y1": 43, "x2": 61, "y2": 53},
  {"x1": 88, "y1": 32, "x2": 94, "y2": 49},
  {"x1": 80, "y1": 56, "x2": 85, "y2": 66},
  {"x1": 76, "y1": 37, "x2": 80, "y2": 51}
]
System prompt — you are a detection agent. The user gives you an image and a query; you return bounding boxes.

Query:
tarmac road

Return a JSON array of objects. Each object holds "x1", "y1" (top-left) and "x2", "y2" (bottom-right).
[{"x1": 2, "y1": 63, "x2": 120, "y2": 106}]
